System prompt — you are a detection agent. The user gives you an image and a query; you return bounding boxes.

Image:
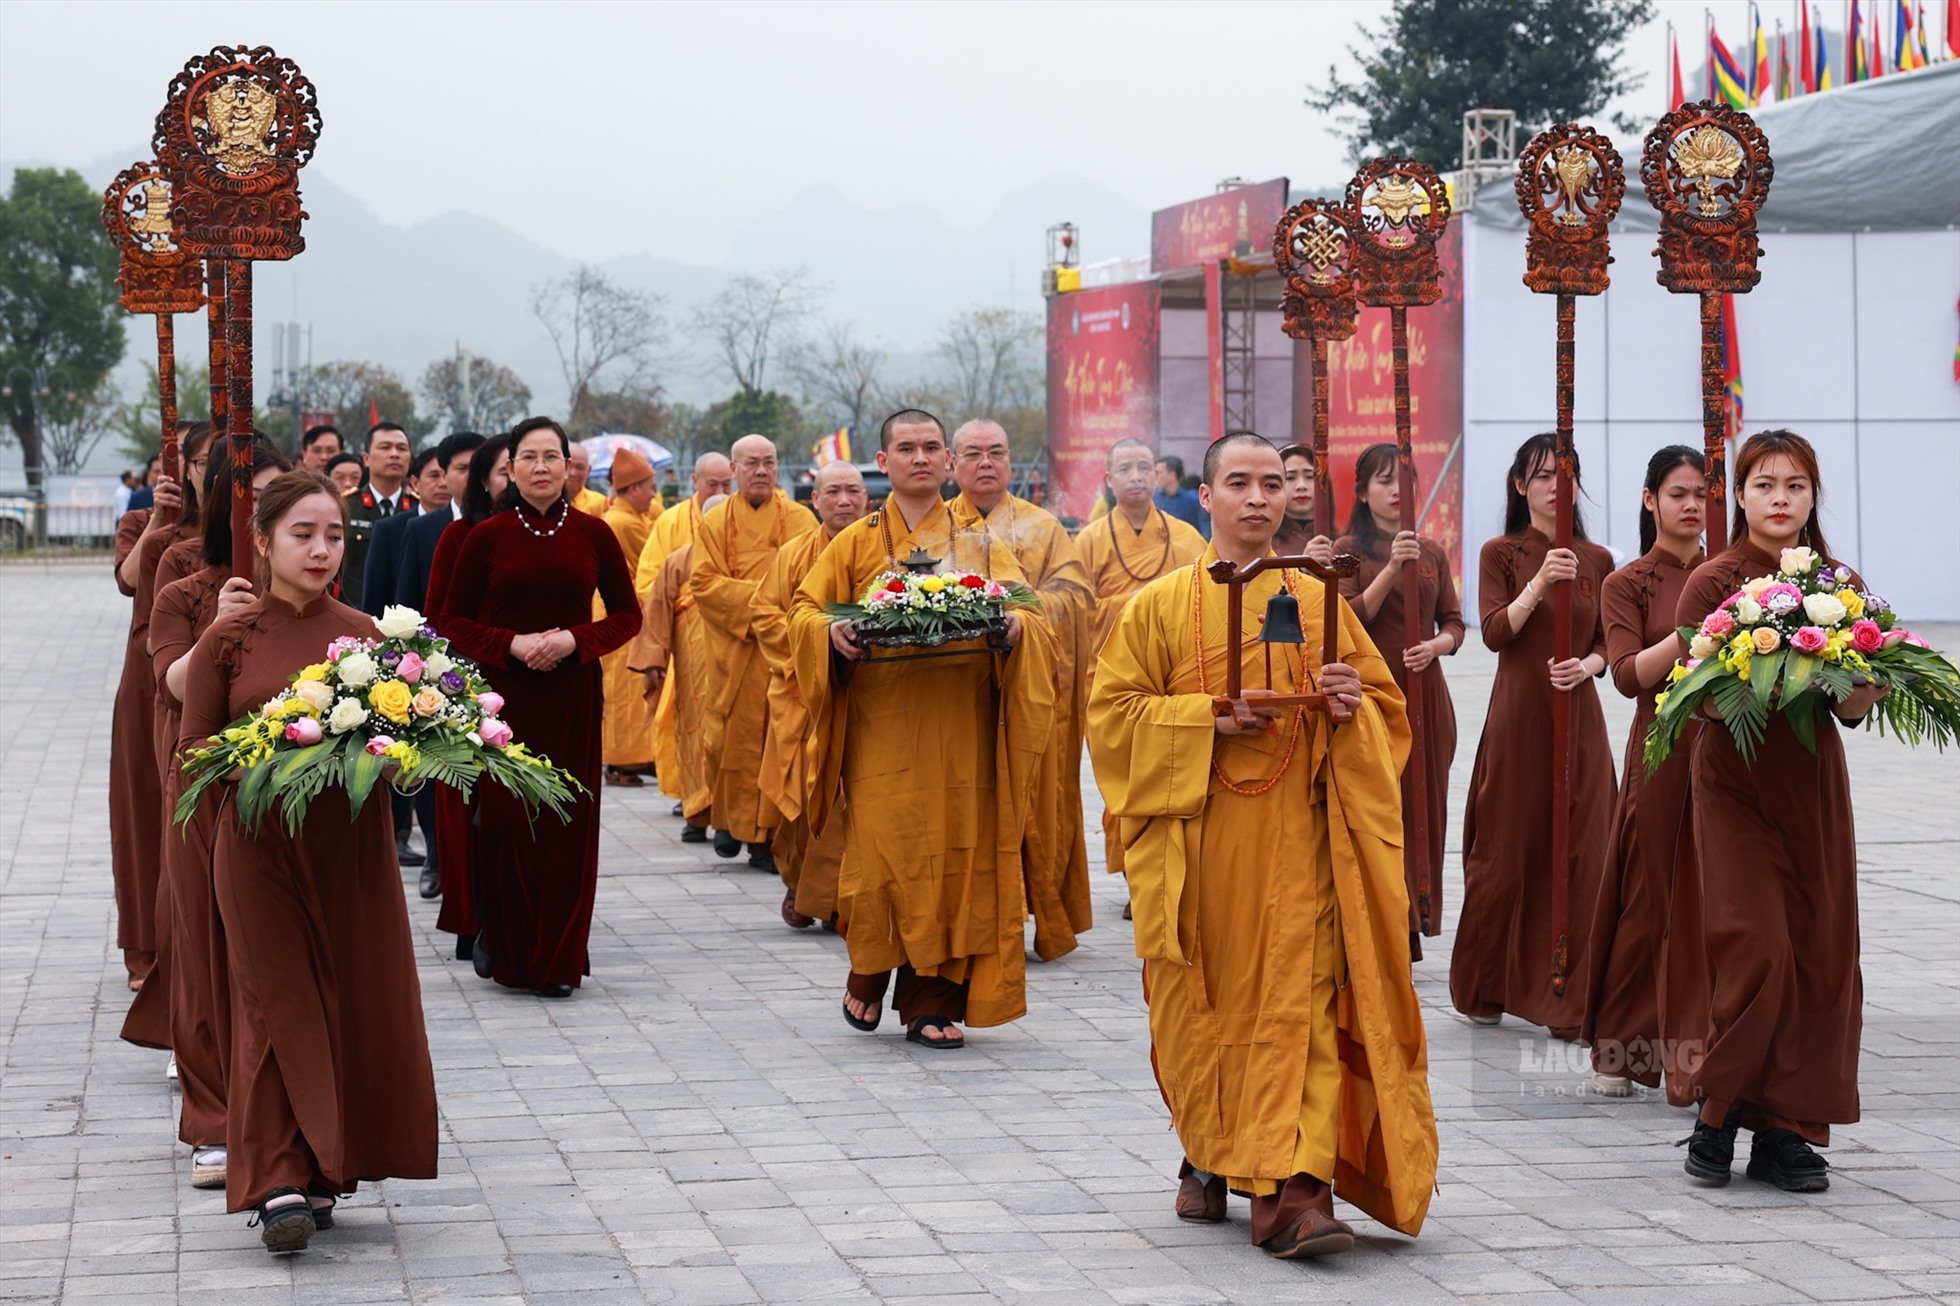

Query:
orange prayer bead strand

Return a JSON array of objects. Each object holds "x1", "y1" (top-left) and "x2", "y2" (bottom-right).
[{"x1": 1191, "y1": 559, "x2": 1307, "y2": 798}]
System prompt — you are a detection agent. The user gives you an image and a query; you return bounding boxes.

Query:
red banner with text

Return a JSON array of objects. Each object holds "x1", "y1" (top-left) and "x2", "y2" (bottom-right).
[
  {"x1": 1046, "y1": 281, "x2": 1161, "y2": 523},
  {"x1": 1151, "y1": 177, "x2": 1290, "y2": 273}
]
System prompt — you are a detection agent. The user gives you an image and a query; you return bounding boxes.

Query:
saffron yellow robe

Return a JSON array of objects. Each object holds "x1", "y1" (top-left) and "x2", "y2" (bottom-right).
[
  {"x1": 634, "y1": 495, "x2": 705, "y2": 604},
  {"x1": 948, "y1": 492, "x2": 1094, "y2": 961},
  {"x1": 1074, "y1": 506, "x2": 1209, "y2": 874},
  {"x1": 753, "y1": 527, "x2": 849, "y2": 920},
  {"x1": 788, "y1": 496, "x2": 1057, "y2": 1027},
  {"x1": 629, "y1": 496, "x2": 708, "y2": 787},
  {"x1": 627, "y1": 544, "x2": 711, "y2": 816},
  {"x1": 571, "y1": 487, "x2": 610, "y2": 517},
  {"x1": 599, "y1": 500, "x2": 660, "y2": 768},
  {"x1": 1087, "y1": 552, "x2": 1437, "y2": 1237},
  {"x1": 692, "y1": 490, "x2": 818, "y2": 845}
]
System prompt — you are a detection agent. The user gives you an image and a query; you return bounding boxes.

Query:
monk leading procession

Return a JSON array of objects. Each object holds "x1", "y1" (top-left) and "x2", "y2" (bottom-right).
[{"x1": 10, "y1": 1, "x2": 1960, "y2": 1295}]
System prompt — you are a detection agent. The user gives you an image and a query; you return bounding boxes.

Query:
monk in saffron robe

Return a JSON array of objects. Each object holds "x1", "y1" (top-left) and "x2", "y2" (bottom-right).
[
  {"x1": 790, "y1": 409, "x2": 1057, "y2": 1049},
  {"x1": 693, "y1": 435, "x2": 818, "y2": 868},
  {"x1": 628, "y1": 500, "x2": 725, "y2": 840},
  {"x1": 633, "y1": 453, "x2": 733, "y2": 809},
  {"x1": 1088, "y1": 432, "x2": 1437, "y2": 1258},
  {"x1": 948, "y1": 418, "x2": 1094, "y2": 961},
  {"x1": 567, "y1": 442, "x2": 609, "y2": 517},
  {"x1": 598, "y1": 447, "x2": 662, "y2": 784},
  {"x1": 1073, "y1": 437, "x2": 1206, "y2": 886},
  {"x1": 752, "y1": 461, "x2": 868, "y2": 928}
]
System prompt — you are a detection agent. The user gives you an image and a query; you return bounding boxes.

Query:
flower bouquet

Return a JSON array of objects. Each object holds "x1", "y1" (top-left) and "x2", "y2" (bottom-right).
[
  {"x1": 176, "y1": 605, "x2": 584, "y2": 836},
  {"x1": 824, "y1": 570, "x2": 1040, "y2": 649},
  {"x1": 1645, "y1": 547, "x2": 1960, "y2": 772}
]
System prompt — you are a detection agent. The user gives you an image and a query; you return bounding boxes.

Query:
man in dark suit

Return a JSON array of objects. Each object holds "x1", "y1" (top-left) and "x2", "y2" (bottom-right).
[
  {"x1": 363, "y1": 445, "x2": 445, "y2": 617},
  {"x1": 342, "y1": 422, "x2": 417, "y2": 611},
  {"x1": 390, "y1": 432, "x2": 486, "y2": 899}
]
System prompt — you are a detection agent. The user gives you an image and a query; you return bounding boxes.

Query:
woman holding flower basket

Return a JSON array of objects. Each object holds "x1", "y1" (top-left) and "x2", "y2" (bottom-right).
[
  {"x1": 176, "y1": 471, "x2": 437, "y2": 1252},
  {"x1": 433, "y1": 417, "x2": 641, "y2": 999}
]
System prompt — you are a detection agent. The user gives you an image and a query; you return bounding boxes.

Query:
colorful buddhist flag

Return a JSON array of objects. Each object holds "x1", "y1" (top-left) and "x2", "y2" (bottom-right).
[
  {"x1": 1712, "y1": 26, "x2": 1752, "y2": 106},
  {"x1": 1894, "y1": 0, "x2": 1924, "y2": 67},
  {"x1": 1750, "y1": 3, "x2": 1772, "y2": 101},
  {"x1": 1721, "y1": 294, "x2": 1744, "y2": 444},
  {"x1": 1778, "y1": 30, "x2": 1794, "y2": 98},
  {"x1": 1851, "y1": 0, "x2": 1871, "y2": 79},
  {"x1": 1817, "y1": 4, "x2": 1836, "y2": 86},
  {"x1": 812, "y1": 426, "x2": 853, "y2": 465},
  {"x1": 1915, "y1": 1, "x2": 1933, "y2": 63}
]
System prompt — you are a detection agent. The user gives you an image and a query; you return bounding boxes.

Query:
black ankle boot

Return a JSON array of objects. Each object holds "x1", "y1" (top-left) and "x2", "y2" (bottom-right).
[
  {"x1": 1746, "y1": 1128, "x2": 1830, "y2": 1192},
  {"x1": 1680, "y1": 1119, "x2": 1739, "y2": 1185}
]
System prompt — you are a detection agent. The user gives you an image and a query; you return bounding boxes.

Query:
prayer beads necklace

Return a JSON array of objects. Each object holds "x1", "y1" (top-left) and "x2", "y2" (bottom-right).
[
  {"x1": 1191, "y1": 558, "x2": 1306, "y2": 798},
  {"x1": 1107, "y1": 507, "x2": 1173, "y2": 585},
  {"x1": 516, "y1": 496, "x2": 570, "y2": 539}
]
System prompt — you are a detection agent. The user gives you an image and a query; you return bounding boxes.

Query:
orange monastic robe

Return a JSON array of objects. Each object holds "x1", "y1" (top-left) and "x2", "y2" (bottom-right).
[
  {"x1": 788, "y1": 496, "x2": 1057, "y2": 1027},
  {"x1": 628, "y1": 544, "x2": 712, "y2": 817},
  {"x1": 634, "y1": 495, "x2": 704, "y2": 603},
  {"x1": 1088, "y1": 552, "x2": 1436, "y2": 1237},
  {"x1": 692, "y1": 490, "x2": 818, "y2": 844},
  {"x1": 630, "y1": 496, "x2": 707, "y2": 793},
  {"x1": 948, "y1": 492, "x2": 1094, "y2": 960},
  {"x1": 600, "y1": 500, "x2": 660, "y2": 769},
  {"x1": 753, "y1": 527, "x2": 849, "y2": 921},
  {"x1": 1073, "y1": 504, "x2": 1208, "y2": 875},
  {"x1": 571, "y1": 487, "x2": 610, "y2": 517}
]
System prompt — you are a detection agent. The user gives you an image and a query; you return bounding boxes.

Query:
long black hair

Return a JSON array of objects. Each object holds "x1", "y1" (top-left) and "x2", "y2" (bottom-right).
[
  {"x1": 1344, "y1": 442, "x2": 1401, "y2": 551},
  {"x1": 1503, "y1": 432, "x2": 1590, "y2": 541},
  {"x1": 497, "y1": 416, "x2": 571, "y2": 512},
  {"x1": 200, "y1": 435, "x2": 293, "y2": 567},
  {"x1": 1731, "y1": 429, "x2": 1836, "y2": 563},
  {"x1": 1637, "y1": 444, "x2": 1705, "y2": 555},
  {"x1": 170, "y1": 422, "x2": 219, "y2": 528},
  {"x1": 460, "y1": 434, "x2": 513, "y2": 525}
]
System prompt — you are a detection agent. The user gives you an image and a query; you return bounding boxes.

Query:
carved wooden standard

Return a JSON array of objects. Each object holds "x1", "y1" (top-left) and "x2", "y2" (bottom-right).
[
  {"x1": 1641, "y1": 104, "x2": 1773, "y2": 554},
  {"x1": 1346, "y1": 158, "x2": 1449, "y2": 934},
  {"x1": 1515, "y1": 124, "x2": 1626, "y2": 997},
  {"x1": 152, "y1": 46, "x2": 320, "y2": 575},
  {"x1": 101, "y1": 161, "x2": 206, "y2": 523},
  {"x1": 1204, "y1": 554, "x2": 1361, "y2": 717}
]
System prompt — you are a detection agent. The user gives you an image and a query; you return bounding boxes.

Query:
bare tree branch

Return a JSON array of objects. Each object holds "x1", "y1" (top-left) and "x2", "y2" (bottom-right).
[
  {"x1": 418, "y1": 354, "x2": 533, "y2": 434},
  {"x1": 694, "y1": 267, "x2": 826, "y2": 398},
  {"x1": 935, "y1": 306, "x2": 1043, "y2": 419},
  {"x1": 782, "y1": 318, "x2": 887, "y2": 437},
  {"x1": 531, "y1": 266, "x2": 669, "y2": 432}
]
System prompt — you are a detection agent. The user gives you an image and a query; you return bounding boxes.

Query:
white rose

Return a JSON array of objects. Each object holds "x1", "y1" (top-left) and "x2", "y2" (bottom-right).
[
  {"x1": 375, "y1": 605, "x2": 426, "y2": 641},
  {"x1": 293, "y1": 680, "x2": 335, "y2": 712},
  {"x1": 1780, "y1": 546, "x2": 1819, "y2": 575},
  {"x1": 337, "y1": 650, "x2": 377, "y2": 687},
  {"x1": 423, "y1": 651, "x2": 455, "y2": 677},
  {"x1": 1688, "y1": 633, "x2": 1718, "y2": 661},
  {"x1": 1733, "y1": 596, "x2": 1763, "y2": 625},
  {"x1": 326, "y1": 698, "x2": 370, "y2": 735},
  {"x1": 1801, "y1": 592, "x2": 1847, "y2": 625}
]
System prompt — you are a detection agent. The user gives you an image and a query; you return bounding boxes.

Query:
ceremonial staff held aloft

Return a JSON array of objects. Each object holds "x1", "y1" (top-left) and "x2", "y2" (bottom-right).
[
  {"x1": 1346, "y1": 158, "x2": 1449, "y2": 935},
  {"x1": 101, "y1": 162, "x2": 207, "y2": 525},
  {"x1": 151, "y1": 46, "x2": 321, "y2": 578},
  {"x1": 1641, "y1": 103, "x2": 1773, "y2": 554},
  {"x1": 1513, "y1": 124, "x2": 1626, "y2": 998}
]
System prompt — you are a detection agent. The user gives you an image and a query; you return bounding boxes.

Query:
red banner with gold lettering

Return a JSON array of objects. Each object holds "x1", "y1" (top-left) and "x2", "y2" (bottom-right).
[
  {"x1": 1298, "y1": 220, "x2": 1466, "y2": 586},
  {"x1": 1151, "y1": 177, "x2": 1290, "y2": 273},
  {"x1": 1046, "y1": 282, "x2": 1161, "y2": 523}
]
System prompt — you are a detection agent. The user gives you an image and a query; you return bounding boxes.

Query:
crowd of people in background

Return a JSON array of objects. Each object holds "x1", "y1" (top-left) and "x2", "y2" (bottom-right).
[{"x1": 105, "y1": 412, "x2": 1875, "y2": 1259}]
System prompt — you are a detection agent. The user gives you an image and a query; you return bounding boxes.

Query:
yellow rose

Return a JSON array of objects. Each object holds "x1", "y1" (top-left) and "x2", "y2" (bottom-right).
[
  {"x1": 1751, "y1": 626, "x2": 1781, "y2": 654},
  {"x1": 1836, "y1": 588, "x2": 1864, "y2": 619},
  {"x1": 369, "y1": 679, "x2": 414, "y2": 725},
  {"x1": 296, "y1": 663, "x2": 331, "y2": 683},
  {"x1": 411, "y1": 687, "x2": 446, "y2": 719}
]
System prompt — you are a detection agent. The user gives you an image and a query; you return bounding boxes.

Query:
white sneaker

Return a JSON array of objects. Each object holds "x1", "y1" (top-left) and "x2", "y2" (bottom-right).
[
  {"x1": 1592, "y1": 1073, "x2": 1634, "y2": 1097},
  {"x1": 166, "y1": 1055, "x2": 178, "y2": 1084},
  {"x1": 191, "y1": 1146, "x2": 227, "y2": 1190}
]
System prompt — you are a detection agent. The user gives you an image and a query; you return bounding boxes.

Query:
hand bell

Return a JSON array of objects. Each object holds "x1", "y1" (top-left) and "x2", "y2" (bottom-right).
[{"x1": 1257, "y1": 590, "x2": 1306, "y2": 644}]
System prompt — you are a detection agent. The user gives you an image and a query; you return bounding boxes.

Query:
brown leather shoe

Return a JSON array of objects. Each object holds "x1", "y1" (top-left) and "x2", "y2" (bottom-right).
[
  {"x1": 781, "y1": 889, "x2": 816, "y2": 929},
  {"x1": 1260, "y1": 1178, "x2": 1354, "y2": 1258},
  {"x1": 1175, "y1": 1160, "x2": 1226, "y2": 1224}
]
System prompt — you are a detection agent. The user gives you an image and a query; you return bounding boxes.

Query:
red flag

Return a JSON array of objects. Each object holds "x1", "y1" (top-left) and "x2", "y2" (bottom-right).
[
  {"x1": 1670, "y1": 26, "x2": 1687, "y2": 107},
  {"x1": 1800, "y1": 1, "x2": 1816, "y2": 91},
  {"x1": 1873, "y1": 0, "x2": 1888, "y2": 73},
  {"x1": 1948, "y1": 0, "x2": 1959, "y2": 56},
  {"x1": 367, "y1": 399, "x2": 381, "y2": 431}
]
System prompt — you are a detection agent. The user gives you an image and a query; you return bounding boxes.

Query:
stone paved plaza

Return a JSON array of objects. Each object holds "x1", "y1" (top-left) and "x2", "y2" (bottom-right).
[{"x1": 2, "y1": 562, "x2": 1957, "y2": 1305}]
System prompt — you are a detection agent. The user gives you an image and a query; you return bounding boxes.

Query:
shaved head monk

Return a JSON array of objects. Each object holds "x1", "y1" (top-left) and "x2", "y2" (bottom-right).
[
  {"x1": 1073, "y1": 437, "x2": 1207, "y2": 892},
  {"x1": 948, "y1": 418, "x2": 1096, "y2": 962},
  {"x1": 629, "y1": 493, "x2": 728, "y2": 841},
  {"x1": 692, "y1": 435, "x2": 817, "y2": 869},
  {"x1": 752, "y1": 460, "x2": 870, "y2": 929},
  {"x1": 788, "y1": 409, "x2": 1059, "y2": 1049},
  {"x1": 633, "y1": 451, "x2": 734, "y2": 816},
  {"x1": 1087, "y1": 430, "x2": 1438, "y2": 1259}
]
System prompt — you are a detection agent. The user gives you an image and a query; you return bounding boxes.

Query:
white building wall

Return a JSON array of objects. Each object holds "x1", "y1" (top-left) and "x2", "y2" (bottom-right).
[{"x1": 1461, "y1": 218, "x2": 1960, "y2": 623}]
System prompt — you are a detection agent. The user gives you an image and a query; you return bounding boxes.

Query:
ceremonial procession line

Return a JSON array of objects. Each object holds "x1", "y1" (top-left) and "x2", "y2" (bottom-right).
[{"x1": 2, "y1": 568, "x2": 1955, "y2": 1305}]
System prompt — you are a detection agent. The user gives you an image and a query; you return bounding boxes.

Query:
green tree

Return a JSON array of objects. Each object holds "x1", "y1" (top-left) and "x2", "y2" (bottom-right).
[
  {"x1": 1307, "y1": 0, "x2": 1655, "y2": 170},
  {"x1": 301, "y1": 360, "x2": 434, "y2": 445},
  {"x1": 715, "y1": 388, "x2": 800, "y2": 448},
  {"x1": 0, "y1": 168, "x2": 127, "y2": 492},
  {"x1": 418, "y1": 352, "x2": 533, "y2": 434},
  {"x1": 112, "y1": 361, "x2": 279, "y2": 463}
]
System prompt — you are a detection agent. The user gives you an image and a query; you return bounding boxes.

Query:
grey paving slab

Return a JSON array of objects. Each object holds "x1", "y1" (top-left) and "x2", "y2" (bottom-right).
[{"x1": 1, "y1": 563, "x2": 1956, "y2": 1304}]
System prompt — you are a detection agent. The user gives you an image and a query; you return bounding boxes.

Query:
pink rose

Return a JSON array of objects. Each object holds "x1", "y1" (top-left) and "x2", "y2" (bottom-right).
[
  {"x1": 365, "y1": 735, "x2": 396, "y2": 755},
  {"x1": 1904, "y1": 631, "x2": 1930, "y2": 649},
  {"x1": 283, "y1": 717, "x2": 323, "y2": 745},
  {"x1": 1849, "y1": 619, "x2": 1884, "y2": 655},
  {"x1": 1699, "y1": 609, "x2": 1736, "y2": 639},
  {"x1": 1790, "y1": 625, "x2": 1828, "y2": 655},
  {"x1": 476, "y1": 691, "x2": 505, "y2": 717},
  {"x1": 479, "y1": 717, "x2": 513, "y2": 749},
  {"x1": 397, "y1": 651, "x2": 425, "y2": 684}
]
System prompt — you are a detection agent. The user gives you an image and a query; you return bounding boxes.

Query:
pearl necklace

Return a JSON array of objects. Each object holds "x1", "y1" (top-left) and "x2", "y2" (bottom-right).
[{"x1": 516, "y1": 497, "x2": 570, "y2": 539}]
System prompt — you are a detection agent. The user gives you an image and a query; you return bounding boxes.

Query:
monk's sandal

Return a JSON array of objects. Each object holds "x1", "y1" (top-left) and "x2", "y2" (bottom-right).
[
  {"x1": 1746, "y1": 1128, "x2": 1830, "y2": 1192},
  {"x1": 1678, "y1": 1120, "x2": 1739, "y2": 1185},
  {"x1": 249, "y1": 1187, "x2": 316, "y2": 1254}
]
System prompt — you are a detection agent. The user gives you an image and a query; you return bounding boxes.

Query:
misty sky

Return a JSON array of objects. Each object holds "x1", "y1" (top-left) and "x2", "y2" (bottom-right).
[{"x1": 2, "y1": 0, "x2": 1775, "y2": 272}]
